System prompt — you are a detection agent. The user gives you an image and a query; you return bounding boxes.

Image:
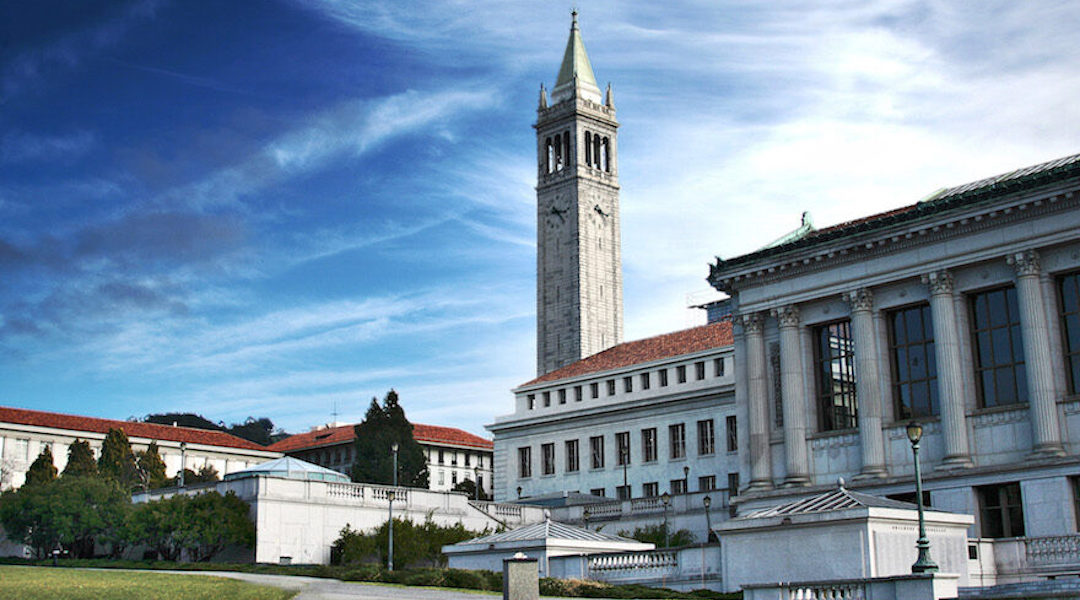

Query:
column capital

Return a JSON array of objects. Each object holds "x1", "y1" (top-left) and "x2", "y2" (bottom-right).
[
  {"x1": 921, "y1": 270, "x2": 955, "y2": 296},
  {"x1": 771, "y1": 305, "x2": 801, "y2": 328},
  {"x1": 740, "y1": 312, "x2": 764, "y2": 335},
  {"x1": 1007, "y1": 249, "x2": 1041, "y2": 277},
  {"x1": 844, "y1": 288, "x2": 875, "y2": 312}
]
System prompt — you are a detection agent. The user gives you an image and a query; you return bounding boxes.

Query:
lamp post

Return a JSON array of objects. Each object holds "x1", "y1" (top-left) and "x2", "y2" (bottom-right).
[
  {"x1": 683, "y1": 465, "x2": 690, "y2": 493},
  {"x1": 391, "y1": 442, "x2": 399, "y2": 487},
  {"x1": 661, "y1": 492, "x2": 672, "y2": 548},
  {"x1": 178, "y1": 441, "x2": 187, "y2": 488},
  {"x1": 517, "y1": 485, "x2": 522, "y2": 499},
  {"x1": 582, "y1": 507, "x2": 591, "y2": 530},
  {"x1": 474, "y1": 465, "x2": 480, "y2": 501},
  {"x1": 906, "y1": 421, "x2": 938, "y2": 574},
  {"x1": 703, "y1": 495, "x2": 715, "y2": 543},
  {"x1": 386, "y1": 489, "x2": 396, "y2": 571}
]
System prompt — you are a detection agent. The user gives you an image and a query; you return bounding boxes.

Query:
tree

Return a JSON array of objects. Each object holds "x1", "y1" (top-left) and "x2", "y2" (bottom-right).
[
  {"x1": 136, "y1": 441, "x2": 169, "y2": 490},
  {"x1": 226, "y1": 417, "x2": 277, "y2": 446},
  {"x1": 618, "y1": 523, "x2": 697, "y2": 548},
  {"x1": 99, "y1": 428, "x2": 138, "y2": 489},
  {"x1": 451, "y1": 478, "x2": 491, "y2": 501},
  {"x1": 0, "y1": 476, "x2": 129, "y2": 558},
  {"x1": 24, "y1": 446, "x2": 58, "y2": 487},
  {"x1": 350, "y1": 390, "x2": 429, "y2": 487},
  {"x1": 63, "y1": 439, "x2": 98, "y2": 478},
  {"x1": 129, "y1": 491, "x2": 254, "y2": 562},
  {"x1": 174, "y1": 464, "x2": 220, "y2": 487},
  {"x1": 144, "y1": 413, "x2": 223, "y2": 431}
]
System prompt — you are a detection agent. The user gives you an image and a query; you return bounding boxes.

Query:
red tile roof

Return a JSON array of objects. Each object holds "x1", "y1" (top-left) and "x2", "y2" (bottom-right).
[
  {"x1": 267, "y1": 422, "x2": 493, "y2": 453},
  {"x1": 0, "y1": 406, "x2": 273, "y2": 452},
  {"x1": 521, "y1": 320, "x2": 734, "y2": 387}
]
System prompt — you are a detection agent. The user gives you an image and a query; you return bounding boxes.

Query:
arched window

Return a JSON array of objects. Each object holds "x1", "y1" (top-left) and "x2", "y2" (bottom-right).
[
  {"x1": 593, "y1": 135, "x2": 602, "y2": 169},
  {"x1": 546, "y1": 137, "x2": 554, "y2": 174},
  {"x1": 562, "y1": 132, "x2": 571, "y2": 170},
  {"x1": 585, "y1": 132, "x2": 592, "y2": 166},
  {"x1": 602, "y1": 137, "x2": 611, "y2": 172}
]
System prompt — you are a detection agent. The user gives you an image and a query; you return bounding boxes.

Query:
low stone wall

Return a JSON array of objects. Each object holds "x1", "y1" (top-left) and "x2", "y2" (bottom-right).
[{"x1": 548, "y1": 544, "x2": 723, "y2": 592}]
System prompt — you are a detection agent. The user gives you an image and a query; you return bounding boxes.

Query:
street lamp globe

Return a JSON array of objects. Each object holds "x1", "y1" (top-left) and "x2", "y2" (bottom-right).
[
  {"x1": 906, "y1": 421, "x2": 923, "y2": 444},
  {"x1": 702, "y1": 495, "x2": 711, "y2": 509}
]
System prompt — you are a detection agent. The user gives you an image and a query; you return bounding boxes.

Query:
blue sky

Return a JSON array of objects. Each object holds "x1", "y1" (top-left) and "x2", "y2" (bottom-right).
[{"x1": 2, "y1": 1, "x2": 1079, "y2": 437}]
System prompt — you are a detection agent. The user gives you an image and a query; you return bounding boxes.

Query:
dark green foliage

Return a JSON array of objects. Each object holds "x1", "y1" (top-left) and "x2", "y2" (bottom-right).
[
  {"x1": 63, "y1": 440, "x2": 98, "y2": 478},
  {"x1": 98, "y1": 428, "x2": 138, "y2": 489},
  {"x1": 450, "y1": 478, "x2": 491, "y2": 501},
  {"x1": 0, "y1": 475, "x2": 129, "y2": 558},
  {"x1": 226, "y1": 417, "x2": 277, "y2": 446},
  {"x1": 331, "y1": 517, "x2": 485, "y2": 569},
  {"x1": 136, "y1": 441, "x2": 169, "y2": 490},
  {"x1": 619, "y1": 522, "x2": 697, "y2": 548},
  {"x1": 143, "y1": 414, "x2": 285, "y2": 446},
  {"x1": 539, "y1": 578, "x2": 736, "y2": 599},
  {"x1": 128, "y1": 491, "x2": 254, "y2": 562},
  {"x1": 144, "y1": 413, "x2": 222, "y2": 431},
  {"x1": 174, "y1": 464, "x2": 220, "y2": 487},
  {"x1": 24, "y1": 446, "x2": 58, "y2": 487},
  {"x1": 350, "y1": 390, "x2": 429, "y2": 487}
]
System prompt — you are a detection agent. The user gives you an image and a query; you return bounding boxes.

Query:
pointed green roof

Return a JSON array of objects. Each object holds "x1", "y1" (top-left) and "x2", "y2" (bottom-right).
[{"x1": 551, "y1": 11, "x2": 602, "y2": 104}]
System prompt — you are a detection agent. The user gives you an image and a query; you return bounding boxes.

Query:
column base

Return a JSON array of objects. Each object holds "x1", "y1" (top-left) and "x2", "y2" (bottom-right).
[
  {"x1": 781, "y1": 476, "x2": 811, "y2": 488},
  {"x1": 853, "y1": 466, "x2": 888, "y2": 481},
  {"x1": 1030, "y1": 443, "x2": 1066, "y2": 459},
  {"x1": 936, "y1": 454, "x2": 974, "y2": 471},
  {"x1": 746, "y1": 479, "x2": 774, "y2": 492}
]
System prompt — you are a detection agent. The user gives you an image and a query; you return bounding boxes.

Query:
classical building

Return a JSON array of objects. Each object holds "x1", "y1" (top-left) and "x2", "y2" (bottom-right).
[
  {"x1": 535, "y1": 10, "x2": 623, "y2": 376},
  {"x1": 710, "y1": 152, "x2": 1080, "y2": 584},
  {"x1": 268, "y1": 422, "x2": 494, "y2": 497},
  {"x1": 0, "y1": 405, "x2": 280, "y2": 490}
]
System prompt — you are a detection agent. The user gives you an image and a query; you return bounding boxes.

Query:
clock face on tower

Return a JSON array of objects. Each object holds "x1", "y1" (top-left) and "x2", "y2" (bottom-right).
[{"x1": 546, "y1": 198, "x2": 569, "y2": 228}]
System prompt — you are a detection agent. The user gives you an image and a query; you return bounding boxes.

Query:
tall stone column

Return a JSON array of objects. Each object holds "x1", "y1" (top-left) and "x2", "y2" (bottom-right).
[
  {"x1": 773, "y1": 305, "x2": 810, "y2": 486},
  {"x1": 1008, "y1": 250, "x2": 1066, "y2": 457},
  {"x1": 743, "y1": 313, "x2": 773, "y2": 490},
  {"x1": 846, "y1": 289, "x2": 887, "y2": 479},
  {"x1": 921, "y1": 270, "x2": 973, "y2": 468}
]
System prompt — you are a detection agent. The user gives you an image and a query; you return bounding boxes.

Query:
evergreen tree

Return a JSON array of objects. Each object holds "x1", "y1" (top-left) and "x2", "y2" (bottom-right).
[
  {"x1": 63, "y1": 440, "x2": 98, "y2": 478},
  {"x1": 24, "y1": 446, "x2": 57, "y2": 487},
  {"x1": 136, "y1": 441, "x2": 168, "y2": 490},
  {"x1": 350, "y1": 390, "x2": 429, "y2": 487},
  {"x1": 98, "y1": 428, "x2": 137, "y2": 488}
]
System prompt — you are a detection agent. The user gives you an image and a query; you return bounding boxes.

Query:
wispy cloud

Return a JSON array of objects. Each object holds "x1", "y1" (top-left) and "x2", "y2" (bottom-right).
[{"x1": 0, "y1": 130, "x2": 96, "y2": 163}]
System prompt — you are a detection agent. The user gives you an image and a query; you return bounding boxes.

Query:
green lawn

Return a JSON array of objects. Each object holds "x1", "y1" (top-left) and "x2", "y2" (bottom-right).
[{"x1": 0, "y1": 566, "x2": 296, "y2": 600}]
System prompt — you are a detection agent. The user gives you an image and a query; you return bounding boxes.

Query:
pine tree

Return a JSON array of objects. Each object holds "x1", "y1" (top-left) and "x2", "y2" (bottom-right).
[
  {"x1": 98, "y1": 428, "x2": 137, "y2": 488},
  {"x1": 63, "y1": 439, "x2": 98, "y2": 478},
  {"x1": 136, "y1": 441, "x2": 168, "y2": 490},
  {"x1": 24, "y1": 446, "x2": 58, "y2": 487},
  {"x1": 350, "y1": 390, "x2": 429, "y2": 487}
]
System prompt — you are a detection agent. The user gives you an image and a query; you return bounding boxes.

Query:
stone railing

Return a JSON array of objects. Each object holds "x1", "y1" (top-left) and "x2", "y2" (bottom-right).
[
  {"x1": 630, "y1": 496, "x2": 663, "y2": 513},
  {"x1": 469, "y1": 501, "x2": 524, "y2": 520},
  {"x1": 588, "y1": 550, "x2": 678, "y2": 574},
  {"x1": 588, "y1": 501, "x2": 624, "y2": 517},
  {"x1": 781, "y1": 582, "x2": 866, "y2": 599},
  {"x1": 1026, "y1": 534, "x2": 1080, "y2": 567},
  {"x1": 742, "y1": 574, "x2": 957, "y2": 600},
  {"x1": 326, "y1": 482, "x2": 365, "y2": 500},
  {"x1": 370, "y1": 486, "x2": 408, "y2": 503}
]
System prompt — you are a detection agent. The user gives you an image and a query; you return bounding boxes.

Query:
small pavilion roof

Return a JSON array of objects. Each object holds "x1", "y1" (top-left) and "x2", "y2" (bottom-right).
[
  {"x1": 740, "y1": 481, "x2": 917, "y2": 519},
  {"x1": 457, "y1": 519, "x2": 638, "y2": 546},
  {"x1": 223, "y1": 456, "x2": 349, "y2": 483}
]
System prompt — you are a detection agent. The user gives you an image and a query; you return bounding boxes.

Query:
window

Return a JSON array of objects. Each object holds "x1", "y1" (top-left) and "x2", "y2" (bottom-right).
[
  {"x1": 669, "y1": 423, "x2": 686, "y2": 459},
  {"x1": 616, "y1": 432, "x2": 631, "y2": 466},
  {"x1": 607, "y1": 379, "x2": 616, "y2": 396},
  {"x1": 1072, "y1": 477, "x2": 1080, "y2": 531},
  {"x1": 542, "y1": 443, "x2": 555, "y2": 475},
  {"x1": 670, "y1": 478, "x2": 687, "y2": 495},
  {"x1": 438, "y1": 470, "x2": 445, "y2": 485},
  {"x1": 465, "y1": 453, "x2": 471, "y2": 467},
  {"x1": 527, "y1": 394, "x2": 535, "y2": 410},
  {"x1": 697, "y1": 419, "x2": 715, "y2": 455},
  {"x1": 714, "y1": 357, "x2": 725, "y2": 377},
  {"x1": 590, "y1": 436, "x2": 605, "y2": 469},
  {"x1": 558, "y1": 389, "x2": 567, "y2": 404},
  {"x1": 518, "y1": 447, "x2": 531, "y2": 478},
  {"x1": 590, "y1": 382, "x2": 600, "y2": 399},
  {"x1": 727, "y1": 473, "x2": 740, "y2": 496},
  {"x1": 677, "y1": 365, "x2": 687, "y2": 383},
  {"x1": 889, "y1": 304, "x2": 939, "y2": 418},
  {"x1": 623, "y1": 376, "x2": 633, "y2": 393},
  {"x1": 616, "y1": 485, "x2": 631, "y2": 500},
  {"x1": 452, "y1": 471, "x2": 458, "y2": 485},
  {"x1": 726, "y1": 415, "x2": 737, "y2": 453},
  {"x1": 695, "y1": 361, "x2": 706, "y2": 380},
  {"x1": 698, "y1": 475, "x2": 716, "y2": 492},
  {"x1": 574, "y1": 386, "x2": 583, "y2": 402},
  {"x1": 543, "y1": 391, "x2": 551, "y2": 407},
  {"x1": 641, "y1": 372, "x2": 651, "y2": 390},
  {"x1": 642, "y1": 482, "x2": 659, "y2": 497},
  {"x1": 642, "y1": 428, "x2": 657, "y2": 462},
  {"x1": 659, "y1": 369, "x2": 669, "y2": 387},
  {"x1": 971, "y1": 287, "x2": 1028, "y2": 408},
  {"x1": 438, "y1": 450, "x2": 445, "y2": 465},
  {"x1": 565, "y1": 440, "x2": 579, "y2": 472},
  {"x1": 590, "y1": 487, "x2": 606, "y2": 497},
  {"x1": 814, "y1": 320, "x2": 858, "y2": 431},
  {"x1": 1061, "y1": 273, "x2": 1080, "y2": 394},
  {"x1": 451, "y1": 452, "x2": 458, "y2": 466},
  {"x1": 978, "y1": 482, "x2": 1024, "y2": 538}
]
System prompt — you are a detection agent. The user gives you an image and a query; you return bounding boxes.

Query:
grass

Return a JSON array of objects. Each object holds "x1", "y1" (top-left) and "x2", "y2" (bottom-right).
[{"x1": 0, "y1": 565, "x2": 296, "y2": 600}]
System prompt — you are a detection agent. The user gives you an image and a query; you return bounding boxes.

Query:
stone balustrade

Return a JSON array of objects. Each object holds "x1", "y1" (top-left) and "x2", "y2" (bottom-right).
[
  {"x1": 1025, "y1": 534, "x2": 1080, "y2": 567},
  {"x1": 588, "y1": 549, "x2": 678, "y2": 573}
]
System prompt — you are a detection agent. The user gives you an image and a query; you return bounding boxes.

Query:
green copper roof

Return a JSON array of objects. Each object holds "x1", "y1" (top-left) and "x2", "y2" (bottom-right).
[{"x1": 555, "y1": 11, "x2": 598, "y2": 90}]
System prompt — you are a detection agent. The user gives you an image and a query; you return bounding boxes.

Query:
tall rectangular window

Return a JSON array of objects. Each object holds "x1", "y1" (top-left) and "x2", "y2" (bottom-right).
[
  {"x1": 698, "y1": 475, "x2": 716, "y2": 492},
  {"x1": 590, "y1": 382, "x2": 600, "y2": 399},
  {"x1": 590, "y1": 436, "x2": 605, "y2": 469},
  {"x1": 669, "y1": 423, "x2": 686, "y2": 459},
  {"x1": 543, "y1": 391, "x2": 551, "y2": 407},
  {"x1": 527, "y1": 394, "x2": 535, "y2": 410},
  {"x1": 659, "y1": 369, "x2": 669, "y2": 387},
  {"x1": 978, "y1": 482, "x2": 1024, "y2": 538},
  {"x1": 641, "y1": 372, "x2": 651, "y2": 390},
  {"x1": 726, "y1": 415, "x2": 737, "y2": 452},
  {"x1": 1059, "y1": 273, "x2": 1080, "y2": 394},
  {"x1": 616, "y1": 431, "x2": 631, "y2": 466},
  {"x1": 623, "y1": 376, "x2": 633, "y2": 393},
  {"x1": 642, "y1": 428, "x2": 657, "y2": 462},
  {"x1": 727, "y1": 473, "x2": 740, "y2": 496},
  {"x1": 714, "y1": 357, "x2": 725, "y2": 377},
  {"x1": 814, "y1": 320, "x2": 858, "y2": 431},
  {"x1": 642, "y1": 482, "x2": 659, "y2": 497},
  {"x1": 541, "y1": 443, "x2": 555, "y2": 475},
  {"x1": 697, "y1": 419, "x2": 715, "y2": 455},
  {"x1": 695, "y1": 361, "x2": 706, "y2": 380},
  {"x1": 518, "y1": 447, "x2": 531, "y2": 478},
  {"x1": 670, "y1": 478, "x2": 687, "y2": 495},
  {"x1": 574, "y1": 386, "x2": 583, "y2": 402},
  {"x1": 607, "y1": 379, "x2": 616, "y2": 396},
  {"x1": 889, "y1": 304, "x2": 939, "y2": 418},
  {"x1": 558, "y1": 389, "x2": 567, "y2": 404},
  {"x1": 438, "y1": 449, "x2": 445, "y2": 464},
  {"x1": 677, "y1": 365, "x2": 687, "y2": 383},
  {"x1": 465, "y1": 453, "x2": 471, "y2": 467},
  {"x1": 565, "y1": 440, "x2": 579, "y2": 472},
  {"x1": 616, "y1": 485, "x2": 631, "y2": 500},
  {"x1": 971, "y1": 287, "x2": 1028, "y2": 408}
]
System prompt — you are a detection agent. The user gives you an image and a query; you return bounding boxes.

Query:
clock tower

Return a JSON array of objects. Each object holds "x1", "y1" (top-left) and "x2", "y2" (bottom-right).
[{"x1": 535, "y1": 11, "x2": 623, "y2": 376}]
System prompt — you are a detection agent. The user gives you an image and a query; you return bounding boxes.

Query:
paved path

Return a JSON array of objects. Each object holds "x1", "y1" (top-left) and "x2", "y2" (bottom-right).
[{"x1": 160, "y1": 570, "x2": 503, "y2": 600}]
